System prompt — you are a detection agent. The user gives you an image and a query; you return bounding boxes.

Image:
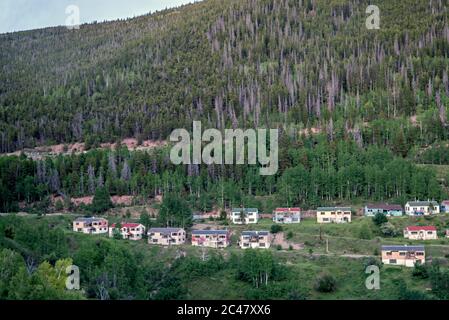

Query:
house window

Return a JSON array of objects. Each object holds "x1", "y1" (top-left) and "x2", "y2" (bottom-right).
[{"x1": 389, "y1": 259, "x2": 397, "y2": 264}]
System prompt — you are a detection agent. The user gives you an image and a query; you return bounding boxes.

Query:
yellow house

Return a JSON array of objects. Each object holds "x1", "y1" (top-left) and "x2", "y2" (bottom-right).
[{"x1": 316, "y1": 207, "x2": 351, "y2": 223}]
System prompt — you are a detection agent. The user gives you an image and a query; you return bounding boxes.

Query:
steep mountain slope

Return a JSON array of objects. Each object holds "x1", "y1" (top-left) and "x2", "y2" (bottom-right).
[{"x1": 0, "y1": 0, "x2": 448, "y2": 152}]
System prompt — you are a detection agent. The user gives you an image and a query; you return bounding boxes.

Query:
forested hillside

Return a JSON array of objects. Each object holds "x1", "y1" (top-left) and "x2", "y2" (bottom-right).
[
  {"x1": 0, "y1": 138, "x2": 445, "y2": 213},
  {"x1": 1, "y1": 0, "x2": 449, "y2": 212},
  {"x1": 2, "y1": 0, "x2": 449, "y2": 302},
  {"x1": 1, "y1": 0, "x2": 449, "y2": 152}
]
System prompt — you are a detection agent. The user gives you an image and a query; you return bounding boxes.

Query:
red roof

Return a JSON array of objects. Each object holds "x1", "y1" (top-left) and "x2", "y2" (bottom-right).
[
  {"x1": 405, "y1": 226, "x2": 436, "y2": 231},
  {"x1": 275, "y1": 207, "x2": 301, "y2": 212},
  {"x1": 111, "y1": 223, "x2": 141, "y2": 228}
]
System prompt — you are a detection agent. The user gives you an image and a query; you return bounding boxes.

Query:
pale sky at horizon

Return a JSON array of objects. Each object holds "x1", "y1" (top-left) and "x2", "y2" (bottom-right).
[{"x1": 0, "y1": 0, "x2": 197, "y2": 34}]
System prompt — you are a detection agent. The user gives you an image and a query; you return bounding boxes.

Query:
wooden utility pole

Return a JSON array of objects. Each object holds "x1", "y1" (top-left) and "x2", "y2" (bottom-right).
[{"x1": 326, "y1": 238, "x2": 329, "y2": 253}]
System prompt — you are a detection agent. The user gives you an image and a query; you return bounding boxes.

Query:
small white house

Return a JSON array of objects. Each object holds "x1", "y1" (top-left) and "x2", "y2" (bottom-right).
[
  {"x1": 405, "y1": 201, "x2": 440, "y2": 216},
  {"x1": 231, "y1": 208, "x2": 259, "y2": 224}
]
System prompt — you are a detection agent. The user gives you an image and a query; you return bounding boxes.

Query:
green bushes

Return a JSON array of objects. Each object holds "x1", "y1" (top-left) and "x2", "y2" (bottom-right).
[
  {"x1": 372, "y1": 212, "x2": 388, "y2": 226},
  {"x1": 379, "y1": 222, "x2": 398, "y2": 237},
  {"x1": 270, "y1": 224, "x2": 283, "y2": 234},
  {"x1": 314, "y1": 273, "x2": 337, "y2": 293},
  {"x1": 412, "y1": 263, "x2": 429, "y2": 279}
]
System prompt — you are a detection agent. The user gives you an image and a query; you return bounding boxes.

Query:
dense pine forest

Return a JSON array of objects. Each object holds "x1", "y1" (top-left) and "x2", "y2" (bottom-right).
[
  {"x1": 0, "y1": 0, "x2": 448, "y2": 151},
  {"x1": 0, "y1": 138, "x2": 446, "y2": 213}
]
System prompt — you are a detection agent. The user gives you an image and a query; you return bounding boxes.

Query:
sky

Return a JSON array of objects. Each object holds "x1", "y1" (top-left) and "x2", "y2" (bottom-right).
[{"x1": 0, "y1": 0, "x2": 196, "y2": 34}]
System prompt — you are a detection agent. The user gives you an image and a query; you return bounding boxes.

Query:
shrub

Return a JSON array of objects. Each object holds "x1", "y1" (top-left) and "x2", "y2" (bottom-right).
[
  {"x1": 54, "y1": 199, "x2": 64, "y2": 211},
  {"x1": 372, "y1": 212, "x2": 388, "y2": 226},
  {"x1": 286, "y1": 231, "x2": 294, "y2": 240},
  {"x1": 379, "y1": 222, "x2": 397, "y2": 237},
  {"x1": 412, "y1": 263, "x2": 429, "y2": 279},
  {"x1": 314, "y1": 273, "x2": 337, "y2": 293},
  {"x1": 363, "y1": 256, "x2": 382, "y2": 269},
  {"x1": 358, "y1": 224, "x2": 373, "y2": 239},
  {"x1": 270, "y1": 224, "x2": 283, "y2": 234},
  {"x1": 219, "y1": 210, "x2": 227, "y2": 220}
]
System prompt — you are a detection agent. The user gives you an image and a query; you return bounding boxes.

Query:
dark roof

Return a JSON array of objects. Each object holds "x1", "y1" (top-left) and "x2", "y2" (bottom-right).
[
  {"x1": 241, "y1": 230, "x2": 269, "y2": 236},
  {"x1": 407, "y1": 201, "x2": 439, "y2": 206},
  {"x1": 275, "y1": 207, "x2": 301, "y2": 212},
  {"x1": 366, "y1": 204, "x2": 402, "y2": 211},
  {"x1": 381, "y1": 245, "x2": 425, "y2": 252},
  {"x1": 111, "y1": 223, "x2": 141, "y2": 228},
  {"x1": 148, "y1": 227, "x2": 183, "y2": 234},
  {"x1": 232, "y1": 208, "x2": 258, "y2": 213},
  {"x1": 74, "y1": 217, "x2": 105, "y2": 223},
  {"x1": 192, "y1": 230, "x2": 228, "y2": 235},
  {"x1": 317, "y1": 207, "x2": 351, "y2": 211}
]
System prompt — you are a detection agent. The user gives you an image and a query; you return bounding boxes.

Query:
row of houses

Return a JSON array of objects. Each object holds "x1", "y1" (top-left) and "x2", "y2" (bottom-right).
[
  {"x1": 365, "y1": 200, "x2": 449, "y2": 216},
  {"x1": 230, "y1": 200, "x2": 449, "y2": 226},
  {"x1": 231, "y1": 207, "x2": 346, "y2": 224},
  {"x1": 73, "y1": 217, "x2": 448, "y2": 267},
  {"x1": 73, "y1": 217, "x2": 271, "y2": 249}
]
